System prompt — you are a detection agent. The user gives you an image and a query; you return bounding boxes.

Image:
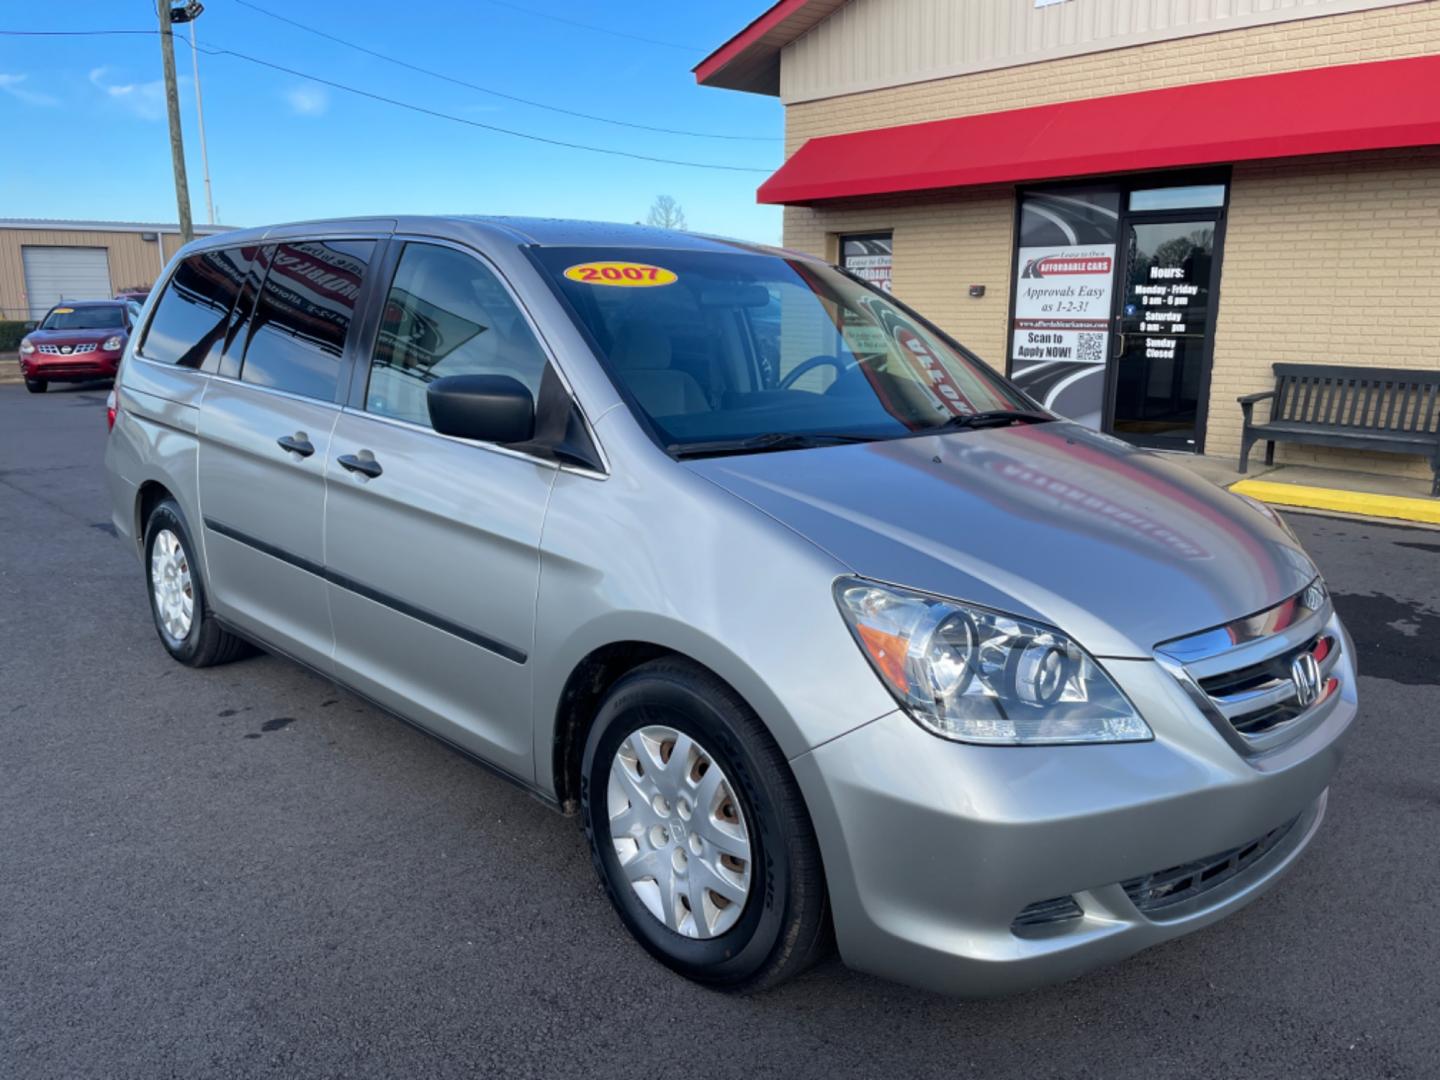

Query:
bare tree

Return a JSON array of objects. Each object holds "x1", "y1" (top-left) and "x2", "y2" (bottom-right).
[{"x1": 645, "y1": 195, "x2": 687, "y2": 231}]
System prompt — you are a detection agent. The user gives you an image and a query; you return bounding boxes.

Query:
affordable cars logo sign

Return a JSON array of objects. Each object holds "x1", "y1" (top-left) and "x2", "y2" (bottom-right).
[
  {"x1": 1011, "y1": 244, "x2": 1115, "y2": 363},
  {"x1": 1009, "y1": 243, "x2": 1116, "y2": 429},
  {"x1": 1021, "y1": 253, "x2": 1113, "y2": 278}
]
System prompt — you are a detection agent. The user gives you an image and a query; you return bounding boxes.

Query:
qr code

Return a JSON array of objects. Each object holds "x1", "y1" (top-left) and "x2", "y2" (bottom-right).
[{"x1": 1076, "y1": 332, "x2": 1105, "y2": 364}]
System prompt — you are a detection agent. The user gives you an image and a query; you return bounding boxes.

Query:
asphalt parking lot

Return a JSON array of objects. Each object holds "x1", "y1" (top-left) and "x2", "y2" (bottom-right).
[{"x1": 3, "y1": 382, "x2": 1438, "y2": 1080}]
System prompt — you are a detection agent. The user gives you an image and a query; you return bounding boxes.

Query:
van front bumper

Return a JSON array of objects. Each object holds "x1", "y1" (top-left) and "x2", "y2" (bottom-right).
[{"x1": 791, "y1": 654, "x2": 1355, "y2": 997}]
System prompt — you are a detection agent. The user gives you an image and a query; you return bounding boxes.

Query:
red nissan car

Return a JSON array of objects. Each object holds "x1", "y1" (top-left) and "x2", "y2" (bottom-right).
[{"x1": 18, "y1": 299, "x2": 141, "y2": 393}]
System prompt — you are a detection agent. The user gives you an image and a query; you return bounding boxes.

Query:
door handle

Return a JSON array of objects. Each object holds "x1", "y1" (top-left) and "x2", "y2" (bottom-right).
[
  {"x1": 276, "y1": 432, "x2": 315, "y2": 458},
  {"x1": 337, "y1": 452, "x2": 383, "y2": 479}
]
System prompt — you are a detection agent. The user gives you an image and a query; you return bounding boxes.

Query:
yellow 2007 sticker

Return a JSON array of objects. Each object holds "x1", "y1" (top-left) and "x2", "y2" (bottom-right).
[
  {"x1": 53, "y1": 307, "x2": 74, "y2": 314},
  {"x1": 564, "y1": 261, "x2": 677, "y2": 287}
]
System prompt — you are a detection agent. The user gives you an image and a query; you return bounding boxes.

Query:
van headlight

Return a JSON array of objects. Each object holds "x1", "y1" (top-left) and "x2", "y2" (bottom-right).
[{"x1": 834, "y1": 578, "x2": 1151, "y2": 745}]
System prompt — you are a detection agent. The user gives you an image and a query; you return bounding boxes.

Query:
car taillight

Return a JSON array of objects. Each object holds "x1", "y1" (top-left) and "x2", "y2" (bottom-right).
[{"x1": 106, "y1": 388, "x2": 117, "y2": 431}]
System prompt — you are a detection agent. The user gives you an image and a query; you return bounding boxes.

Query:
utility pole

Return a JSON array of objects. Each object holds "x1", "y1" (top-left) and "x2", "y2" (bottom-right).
[
  {"x1": 188, "y1": 20, "x2": 215, "y2": 226},
  {"x1": 157, "y1": 0, "x2": 194, "y2": 243}
]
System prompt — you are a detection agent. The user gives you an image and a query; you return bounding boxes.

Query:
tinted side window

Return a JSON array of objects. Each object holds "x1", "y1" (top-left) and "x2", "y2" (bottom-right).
[
  {"x1": 215, "y1": 246, "x2": 269, "y2": 379},
  {"x1": 239, "y1": 239, "x2": 374, "y2": 400},
  {"x1": 140, "y1": 248, "x2": 251, "y2": 368},
  {"x1": 364, "y1": 243, "x2": 550, "y2": 428}
]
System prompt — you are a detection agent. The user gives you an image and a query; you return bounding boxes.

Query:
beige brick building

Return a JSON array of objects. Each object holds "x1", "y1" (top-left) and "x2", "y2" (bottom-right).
[
  {"x1": 0, "y1": 220, "x2": 231, "y2": 323},
  {"x1": 697, "y1": 0, "x2": 1440, "y2": 479}
]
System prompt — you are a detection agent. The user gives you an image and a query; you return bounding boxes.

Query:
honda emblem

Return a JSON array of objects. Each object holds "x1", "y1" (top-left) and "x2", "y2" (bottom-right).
[{"x1": 1291, "y1": 652, "x2": 1322, "y2": 707}]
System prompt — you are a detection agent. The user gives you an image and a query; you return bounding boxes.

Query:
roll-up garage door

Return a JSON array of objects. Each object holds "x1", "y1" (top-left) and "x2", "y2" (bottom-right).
[{"x1": 22, "y1": 246, "x2": 113, "y2": 318}]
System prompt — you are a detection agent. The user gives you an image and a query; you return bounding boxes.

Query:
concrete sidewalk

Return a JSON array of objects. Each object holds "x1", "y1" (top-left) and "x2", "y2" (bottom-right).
[
  {"x1": 1160, "y1": 450, "x2": 1440, "y2": 526},
  {"x1": 0, "y1": 353, "x2": 22, "y2": 385}
]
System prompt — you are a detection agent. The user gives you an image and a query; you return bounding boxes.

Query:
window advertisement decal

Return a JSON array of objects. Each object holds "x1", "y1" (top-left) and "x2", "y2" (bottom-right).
[
  {"x1": 1009, "y1": 190, "x2": 1120, "y2": 429},
  {"x1": 850, "y1": 297, "x2": 979, "y2": 424},
  {"x1": 841, "y1": 234, "x2": 893, "y2": 293},
  {"x1": 563, "y1": 262, "x2": 677, "y2": 287}
]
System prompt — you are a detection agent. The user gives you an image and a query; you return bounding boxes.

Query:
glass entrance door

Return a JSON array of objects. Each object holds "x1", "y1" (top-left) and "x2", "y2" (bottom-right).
[{"x1": 1109, "y1": 217, "x2": 1222, "y2": 450}]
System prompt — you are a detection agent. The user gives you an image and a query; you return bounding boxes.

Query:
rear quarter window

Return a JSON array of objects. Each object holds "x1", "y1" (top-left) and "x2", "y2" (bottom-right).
[{"x1": 141, "y1": 248, "x2": 253, "y2": 368}]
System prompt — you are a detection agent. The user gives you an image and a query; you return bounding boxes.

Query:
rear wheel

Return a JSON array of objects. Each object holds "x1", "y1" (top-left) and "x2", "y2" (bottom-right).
[
  {"x1": 24, "y1": 378, "x2": 46, "y2": 394},
  {"x1": 581, "y1": 658, "x2": 831, "y2": 992},
  {"x1": 143, "y1": 498, "x2": 249, "y2": 667}
]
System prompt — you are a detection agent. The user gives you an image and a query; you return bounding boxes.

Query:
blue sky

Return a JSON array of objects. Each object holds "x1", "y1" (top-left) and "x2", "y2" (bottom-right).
[{"x1": 0, "y1": 1, "x2": 783, "y2": 241}]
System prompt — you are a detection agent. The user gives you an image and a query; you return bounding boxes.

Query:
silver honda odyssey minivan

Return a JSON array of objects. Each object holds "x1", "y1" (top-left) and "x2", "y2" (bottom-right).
[{"x1": 104, "y1": 217, "x2": 1356, "y2": 995}]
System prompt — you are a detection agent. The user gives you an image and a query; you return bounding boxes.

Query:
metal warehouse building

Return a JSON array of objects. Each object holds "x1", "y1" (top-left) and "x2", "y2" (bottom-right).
[
  {"x1": 0, "y1": 220, "x2": 231, "y2": 321},
  {"x1": 696, "y1": 0, "x2": 1440, "y2": 481}
]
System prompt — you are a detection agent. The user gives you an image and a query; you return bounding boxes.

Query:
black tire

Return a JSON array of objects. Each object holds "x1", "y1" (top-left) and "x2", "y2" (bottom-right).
[
  {"x1": 24, "y1": 378, "x2": 46, "y2": 394},
  {"x1": 143, "y1": 497, "x2": 250, "y2": 667},
  {"x1": 581, "y1": 657, "x2": 831, "y2": 992}
]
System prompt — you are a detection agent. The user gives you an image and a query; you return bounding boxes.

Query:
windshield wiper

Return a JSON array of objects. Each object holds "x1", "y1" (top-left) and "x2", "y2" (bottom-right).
[
  {"x1": 936, "y1": 409, "x2": 1055, "y2": 431},
  {"x1": 667, "y1": 431, "x2": 875, "y2": 459}
]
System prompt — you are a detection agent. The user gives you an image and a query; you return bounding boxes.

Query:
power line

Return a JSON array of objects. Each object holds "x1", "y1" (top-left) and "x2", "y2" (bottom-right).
[
  {"x1": 475, "y1": 0, "x2": 702, "y2": 52},
  {"x1": 0, "y1": 28, "x2": 157, "y2": 36},
  {"x1": 233, "y1": 0, "x2": 777, "y2": 142},
  {"x1": 198, "y1": 44, "x2": 771, "y2": 173},
  {"x1": 0, "y1": 28, "x2": 774, "y2": 172}
]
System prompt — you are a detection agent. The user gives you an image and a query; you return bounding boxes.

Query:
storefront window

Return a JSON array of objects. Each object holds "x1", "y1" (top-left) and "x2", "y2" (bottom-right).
[
  {"x1": 1128, "y1": 184, "x2": 1227, "y2": 211},
  {"x1": 1009, "y1": 176, "x2": 1228, "y2": 450},
  {"x1": 1008, "y1": 189, "x2": 1119, "y2": 429},
  {"x1": 840, "y1": 233, "x2": 893, "y2": 292}
]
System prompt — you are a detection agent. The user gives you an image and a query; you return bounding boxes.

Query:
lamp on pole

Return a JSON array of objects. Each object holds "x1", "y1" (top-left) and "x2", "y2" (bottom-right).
[
  {"x1": 158, "y1": 2, "x2": 208, "y2": 241},
  {"x1": 156, "y1": 0, "x2": 194, "y2": 244}
]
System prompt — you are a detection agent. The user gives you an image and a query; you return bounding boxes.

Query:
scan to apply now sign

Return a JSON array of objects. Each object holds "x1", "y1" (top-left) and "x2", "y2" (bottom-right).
[{"x1": 1009, "y1": 245, "x2": 1115, "y2": 368}]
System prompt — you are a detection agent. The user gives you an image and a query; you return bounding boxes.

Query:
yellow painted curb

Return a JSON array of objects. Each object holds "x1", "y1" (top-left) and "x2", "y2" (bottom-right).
[{"x1": 1230, "y1": 479, "x2": 1440, "y2": 526}]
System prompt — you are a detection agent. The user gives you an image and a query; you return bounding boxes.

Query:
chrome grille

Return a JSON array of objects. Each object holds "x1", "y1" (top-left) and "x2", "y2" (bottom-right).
[
  {"x1": 1198, "y1": 632, "x2": 1337, "y2": 735},
  {"x1": 37, "y1": 343, "x2": 98, "y2": 355},
  {"x1": 1157, "y1": 580, "x2": 1343, "y2": 750}
]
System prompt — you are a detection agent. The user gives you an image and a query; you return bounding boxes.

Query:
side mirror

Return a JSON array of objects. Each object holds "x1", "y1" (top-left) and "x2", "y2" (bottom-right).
[
  {"x1": 23, "y1": 320, "x2": 37, "y2": 332},
  {"x1": 427, "y1": 374, "x2": 534, "y2": 444}
]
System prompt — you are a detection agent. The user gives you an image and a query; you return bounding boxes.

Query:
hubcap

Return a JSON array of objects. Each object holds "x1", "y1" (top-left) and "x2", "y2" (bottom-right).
[
  {"x1": 150, "y1": 528, "x2": 194, "y2": 641},
  {"x1": 608, "y1": 725, "x2": 753, "y2": 938}
]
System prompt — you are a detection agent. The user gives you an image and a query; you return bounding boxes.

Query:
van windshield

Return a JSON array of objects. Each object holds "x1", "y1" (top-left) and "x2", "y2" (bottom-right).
[{"x1": 532, "y1": 246, "x2": 1041, "y2": 455}]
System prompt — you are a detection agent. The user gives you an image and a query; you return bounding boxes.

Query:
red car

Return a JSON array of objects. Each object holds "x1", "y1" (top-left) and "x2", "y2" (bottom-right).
[{"x1": 18, "y1": 299, "x2": 141, "y2": 393}]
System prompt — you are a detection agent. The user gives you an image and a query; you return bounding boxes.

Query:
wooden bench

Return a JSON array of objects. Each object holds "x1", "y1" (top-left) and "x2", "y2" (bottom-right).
[{"x1": 1238, "y1": 364, "x2": 1440, "y2": 495}]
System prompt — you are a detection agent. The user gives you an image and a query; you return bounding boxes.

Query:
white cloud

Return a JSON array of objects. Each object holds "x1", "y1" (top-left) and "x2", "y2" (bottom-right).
[
  {"x1": 89, "y1": 66, "x2": 169, "y2": 121},
  {"x1": 0, "y1": 73, "x2": 59, "y2": 107},
  {"x1": 285, "y1": 84, "x2": 329, "y2": 116}
]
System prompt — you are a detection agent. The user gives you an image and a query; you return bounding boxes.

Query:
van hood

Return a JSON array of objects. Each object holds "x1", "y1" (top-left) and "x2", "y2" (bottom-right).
[{"x1": 686, "y1": 422, "x2": 1317, "y2": 658}]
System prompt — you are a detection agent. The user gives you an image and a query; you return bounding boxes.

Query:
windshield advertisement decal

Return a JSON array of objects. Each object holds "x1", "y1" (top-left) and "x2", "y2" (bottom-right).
[
  {"x1": 893, "y1": 326, "x2": 975, "y2": 417},
  {"x1": 563, "y1": 262, "x2": 677, "y2": 287},
  {"x1": 852, "y1": 300, "x2": 979, "y2": 425}
]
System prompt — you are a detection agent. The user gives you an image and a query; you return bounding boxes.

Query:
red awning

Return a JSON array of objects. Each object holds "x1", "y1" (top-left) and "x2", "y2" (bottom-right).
[{"x1": 758, "y1": 55, "x2": 1440, "y2": 205}]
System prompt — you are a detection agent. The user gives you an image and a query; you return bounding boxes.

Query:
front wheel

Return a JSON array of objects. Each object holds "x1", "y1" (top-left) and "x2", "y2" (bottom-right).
[
  {"x1": 581, "y1": 658, "x2": 831, "y2": 992},
  {"x1": 24, "y1": 378, "x2": 46, "y2": 394}
]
